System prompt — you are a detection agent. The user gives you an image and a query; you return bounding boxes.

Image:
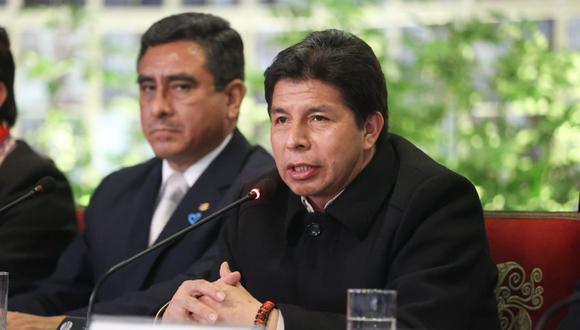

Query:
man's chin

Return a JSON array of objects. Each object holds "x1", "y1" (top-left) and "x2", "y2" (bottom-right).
[
  {"x1": 151, "y1": 146, "x2": 179, "y2": 160},
  {"x1": 284, "y1": 182, "x2": 319, "y2": 199}
]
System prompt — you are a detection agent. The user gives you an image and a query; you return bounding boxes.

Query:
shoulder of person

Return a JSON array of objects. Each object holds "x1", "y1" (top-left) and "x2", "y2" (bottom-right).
[
  {"x1": 242, "y1": 145, "x2": 274, "y2": 171},
  {"x1": 100, "y1": 157, "x2": 160, "y2": 185},
  {"x1": 388, "y1": 134, "x2": 478, "y2": 211},
  {"x1": 1, "y1": 140, "x2": 71, "y2": 195},
  {"x1": 8, "y1": 140, "x2": 60, "y2": 172},
  {"x1": 88, "y1": 157, "x2": 161, "y2": 201}
]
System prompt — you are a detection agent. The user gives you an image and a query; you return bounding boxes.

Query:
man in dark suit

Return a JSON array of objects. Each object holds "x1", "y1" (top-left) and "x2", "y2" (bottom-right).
[
  {"x1": 0, "y1": 27, "x2": 77, "y2": 297},
  {"x1": 163, "y1": 29, "x2": 500, "y2": 330},
  {"x1": 7, "y1": 13, "x2": 273, "y2": 329}
]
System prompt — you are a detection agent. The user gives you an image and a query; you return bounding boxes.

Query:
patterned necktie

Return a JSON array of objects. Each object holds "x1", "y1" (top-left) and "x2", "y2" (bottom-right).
[{"x1": 148, "y1": 172, "x2": 188, "y2": 246}]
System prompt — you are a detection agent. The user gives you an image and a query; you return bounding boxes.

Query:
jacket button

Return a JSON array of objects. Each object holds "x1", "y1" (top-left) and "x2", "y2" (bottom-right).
[{"x1": 305, "y1": 222, "x2": 322, "y2": 237}]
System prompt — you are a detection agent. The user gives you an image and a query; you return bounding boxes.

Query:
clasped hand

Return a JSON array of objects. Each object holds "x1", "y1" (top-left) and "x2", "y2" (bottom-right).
[{"x1": 163, "y1": 261, "x2": 277, "y2": 328}]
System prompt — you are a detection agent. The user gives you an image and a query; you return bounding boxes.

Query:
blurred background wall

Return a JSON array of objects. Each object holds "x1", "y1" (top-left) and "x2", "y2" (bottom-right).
[{"x1": 0, "y1": 0, "x2": 579, "y2": 210}]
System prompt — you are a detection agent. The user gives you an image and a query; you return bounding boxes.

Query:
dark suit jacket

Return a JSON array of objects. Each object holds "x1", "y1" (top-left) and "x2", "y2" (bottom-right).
[
  {"x1": 0, "y1": 141, "x2": 77, "y2": 296},
  {"x1": 216, "y1": 134, "x2": 500, "y2": 330},
  {"x1": 9, "y1": 130, "x2": 274, "y2": 316}
]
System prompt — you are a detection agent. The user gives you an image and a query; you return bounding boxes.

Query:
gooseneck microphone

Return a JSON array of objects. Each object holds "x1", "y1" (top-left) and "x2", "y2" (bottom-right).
[
  {"x1": 84, "y1": 180, "x2": 271, "y2": 328},
  {"x1": 0, "y1": 176, "x2": 57, "y2": 214}
]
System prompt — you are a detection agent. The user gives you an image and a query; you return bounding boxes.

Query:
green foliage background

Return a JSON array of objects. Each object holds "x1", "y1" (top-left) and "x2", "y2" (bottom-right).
[
  {"x1": 245, "y1": 1, "x2": 580, "y2": 211},
  {"x1": 18, "y1": 1, "x2": 580, "y2": 211},
  {"x1": 389, "y1": 17, "x2": 580, "y2": 211}
]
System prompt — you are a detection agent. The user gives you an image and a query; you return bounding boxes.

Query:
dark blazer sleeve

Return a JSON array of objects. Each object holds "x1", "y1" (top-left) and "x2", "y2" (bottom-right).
[
  {"x1": 0, "y1": 142, "x2": 77, "y2": 297},
  {"x1": 65, "y1": 243, "x2": 218, "y2": 317},
  {"x1": 388, "y1": 172, "x2": 499, "y2": 330},
  {"x1": 8, "y1": 175, "x2": 112, "y2": 315}
]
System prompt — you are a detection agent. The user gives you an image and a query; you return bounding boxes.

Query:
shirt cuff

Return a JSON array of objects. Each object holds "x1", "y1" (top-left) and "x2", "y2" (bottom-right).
[{"x1": 276, "y1": 310, "x2": 285, "y2": 330}]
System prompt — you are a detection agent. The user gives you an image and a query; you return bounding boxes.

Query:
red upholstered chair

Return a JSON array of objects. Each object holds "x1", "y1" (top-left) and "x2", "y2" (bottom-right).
[{"x1": 484, "y1": 211, "x2": 580, "y2": 330}]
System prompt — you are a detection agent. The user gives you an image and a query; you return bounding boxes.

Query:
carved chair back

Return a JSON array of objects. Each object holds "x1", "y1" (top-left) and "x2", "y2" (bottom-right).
[{"x1": 484, "y1": 211, "x2": 580, "y2": 330}]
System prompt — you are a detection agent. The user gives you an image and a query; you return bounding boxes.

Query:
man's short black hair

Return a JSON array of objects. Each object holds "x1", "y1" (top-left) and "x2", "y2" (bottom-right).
[
  {"x1": 138, "y1": 12, "x2": 244, "y2": 91},
  {"x1": 264, "y1": 29, "x2": 388, "y2": 137},
  {"x1": 0, "y1": 26, "x2": 17, "y2": 128}
]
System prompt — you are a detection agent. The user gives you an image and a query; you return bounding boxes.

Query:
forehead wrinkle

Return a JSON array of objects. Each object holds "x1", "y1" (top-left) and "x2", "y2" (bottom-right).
[
  {"x1": 269, "y1": 107, "x2": 288, "y2": 118},
  {"x1": 185, "y1": 42, "x2": 205, "y2": 55},
  {"x1": 140, "y1": 41, "x2": 206, "y2": 69},
  {"x1": 164, "y1": 42, "x2": 204, "y2": 60}
]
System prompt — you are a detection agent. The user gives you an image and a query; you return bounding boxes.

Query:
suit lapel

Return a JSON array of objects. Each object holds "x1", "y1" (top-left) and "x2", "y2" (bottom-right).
[
  {"x1": 124, "y1": 160, "x2": 162, "y2": 259},
  {"x1": 126, "y1": 131, "x2": 252, "y2": 290}
]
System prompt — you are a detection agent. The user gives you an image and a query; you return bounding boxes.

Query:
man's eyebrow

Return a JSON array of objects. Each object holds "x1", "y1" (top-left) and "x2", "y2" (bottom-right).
[
  {"x1": 166, "y1": 73, "x2": 198, "y2": 85},
  {"x1": 270, "y1": 107, "x2": 287, "y2": 115},
  {"x1": 137, "y1": 75, "x2": 153, "y2": 84},
  {"x1": 304, "y1": 106, "x2": 329, "y2": 115},
  {"x1": 269, "y1": 106, "x2": 329, "y2": 116},
  {"x1": 136, "y1": 74, "x2": 198, "y2": 85}
]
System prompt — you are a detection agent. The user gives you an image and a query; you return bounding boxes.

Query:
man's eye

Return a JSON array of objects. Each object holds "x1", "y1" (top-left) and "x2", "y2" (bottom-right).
[
  {"x1": 312, "y1": 115, "x2": 327, "y2": 122},
  {"x1": 274, "y1": 117, "x2": 287, "y2": 124},
  {"x1": 140, "y1": 84, "x2": 155, "y2": 92},
  {"x1": 172, "y1": 83, "x2": 192, "y2": 92}
]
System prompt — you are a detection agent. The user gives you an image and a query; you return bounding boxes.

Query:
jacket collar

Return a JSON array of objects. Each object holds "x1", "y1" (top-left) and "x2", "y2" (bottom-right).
[{"x1": 283, "y1": 139, "x2": 399, "y2": 240}]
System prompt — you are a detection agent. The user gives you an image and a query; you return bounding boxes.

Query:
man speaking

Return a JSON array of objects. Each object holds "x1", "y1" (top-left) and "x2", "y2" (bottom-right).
[{"x1": 162, "y1": 29, "x2": 500, "y2": 330}]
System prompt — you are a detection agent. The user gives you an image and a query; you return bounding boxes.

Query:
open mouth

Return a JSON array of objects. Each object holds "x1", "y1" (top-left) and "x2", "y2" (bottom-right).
[
  {"x1": 293, "y1": 165, "x2": 312, "y2": 172},
  {"x1": 287, "y1": 163, "x2": 319, "y2": 180}
]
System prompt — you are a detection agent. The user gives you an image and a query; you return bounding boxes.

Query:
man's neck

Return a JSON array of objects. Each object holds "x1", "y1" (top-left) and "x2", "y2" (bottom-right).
[
  {"x1": 162, "y1": 133, "x2": 233, "y2": 187},
  {"x1": 166, "y1": 132, "x2": 234, "y2": 172}
]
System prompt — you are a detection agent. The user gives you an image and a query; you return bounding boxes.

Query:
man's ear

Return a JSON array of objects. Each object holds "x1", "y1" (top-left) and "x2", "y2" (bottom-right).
[
  {"x1": 223, "y1": 79, "x2": 246, "y2": 121},
  {"x1": 0, "y1": 82, "x2": 7, "y2": 108},
  {"x1": 362, "y1": 112, "x2": 384, "y2": 150}
]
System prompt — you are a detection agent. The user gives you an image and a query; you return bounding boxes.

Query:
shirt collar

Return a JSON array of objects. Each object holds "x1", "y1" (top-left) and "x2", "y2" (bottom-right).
[
  {"x1": 160, "y1": 133, "x2": 233, "y2": 188},
  {"x1": 300, "y1": 191, "x2": 344, "y2": 213}
]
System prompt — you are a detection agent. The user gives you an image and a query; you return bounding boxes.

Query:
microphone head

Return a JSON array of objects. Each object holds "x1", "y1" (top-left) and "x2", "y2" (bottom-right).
[
  {"x1": 248, "y1": 178, "x2": 276, "y2": 201},
  {"x1": 34, "y1": 176, "x2": 57, "y2": 193}
]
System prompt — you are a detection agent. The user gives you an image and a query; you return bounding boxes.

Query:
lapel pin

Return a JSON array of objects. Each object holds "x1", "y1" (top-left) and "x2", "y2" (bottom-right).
[
  {"x1": 188, "y1": 212, "x2": 202, "y2": 225},
  {"x1": 198, "y1": 202, "x2": 210, "y2": 212}
]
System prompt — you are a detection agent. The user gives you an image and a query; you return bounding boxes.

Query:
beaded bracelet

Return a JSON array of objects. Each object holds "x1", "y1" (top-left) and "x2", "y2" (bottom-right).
[{"x1": 252, "y1": 300, "x2": 276, "y2": 329}]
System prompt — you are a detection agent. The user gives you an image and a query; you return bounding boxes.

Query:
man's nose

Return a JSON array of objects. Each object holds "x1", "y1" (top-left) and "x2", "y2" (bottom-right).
[
  {"x1": 286, "y1": 123, "x2": 310, "y2": 150},
  {"x1": 151, "y1": 88, "x2": 172, "y2": 117}
]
